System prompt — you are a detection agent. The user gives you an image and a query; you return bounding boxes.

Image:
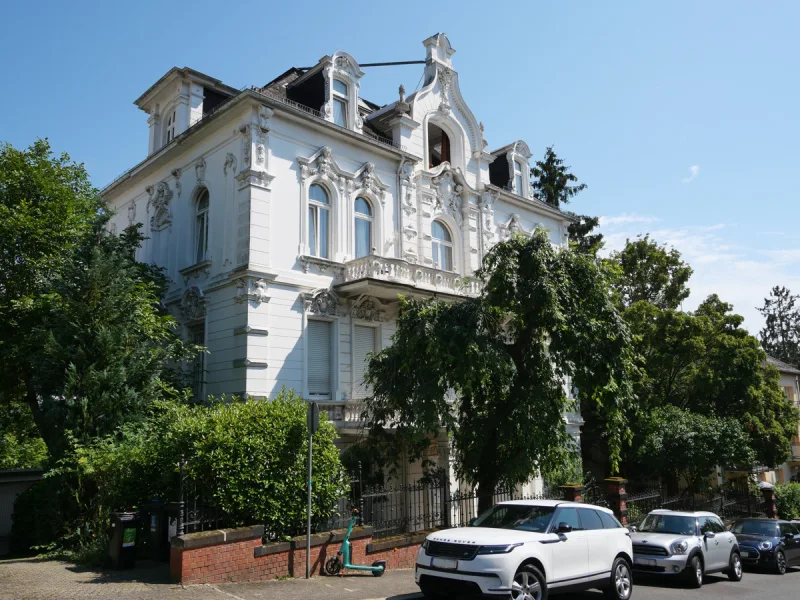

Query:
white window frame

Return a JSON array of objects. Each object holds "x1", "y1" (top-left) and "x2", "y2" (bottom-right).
[
  {"x1": 332, "y1": 79, "x2": 348, "y2": 128},
  {"x1": 308, "y1": 183, "x2": 331, "y2": 259},
  {"x1": 194, "y1": 189, "x2": 210, "y2": 263},
  {"x1": 354, "y1": 196, "x2": 373, "y2": 258},
  {"x1": 304, "y1": 317, "x2": 338, "y2": 402},
  {"x1": 350, "y1": 322, "x2": 381, "y2": 400},
  {"x1": 431, "y1": 219, "x2": 455, "y2": 271},
  {"x1": 164, "y1": 109, "x2": 176, "y2": 145},
  {"x1": 514, "y1": 160, "x2": 524, "y2": 196}
]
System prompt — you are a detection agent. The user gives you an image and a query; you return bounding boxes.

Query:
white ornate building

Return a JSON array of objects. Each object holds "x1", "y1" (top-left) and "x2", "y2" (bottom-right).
[{"x1": 102, "y1": 33, "x2": 581, "y2": 483}]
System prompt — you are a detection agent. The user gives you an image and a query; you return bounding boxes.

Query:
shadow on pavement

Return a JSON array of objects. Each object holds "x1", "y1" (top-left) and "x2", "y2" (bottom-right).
[{"x1": 64, "y1": 559, "x2": 172, "y2": 585}]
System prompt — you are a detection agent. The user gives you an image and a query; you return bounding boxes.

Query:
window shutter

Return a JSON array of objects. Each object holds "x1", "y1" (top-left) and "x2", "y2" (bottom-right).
[
  {"x1": 307, "y1": 320, "x2": 332, "y2": 398},
  {"x1": 352, "y1": 325, "x2": 376, "y2": 399}
]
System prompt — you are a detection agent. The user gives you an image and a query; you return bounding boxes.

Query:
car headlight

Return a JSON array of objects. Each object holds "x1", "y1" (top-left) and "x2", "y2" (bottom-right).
[
  {"x1": 759, "y1": 541, "x2": 773, "y2": 551},
  {"x1": 476, "y1": 543, "x2": 522, "y2": 554},
  {"x1": 670, "y1": 540, "x2": 689, "y2": 555}
]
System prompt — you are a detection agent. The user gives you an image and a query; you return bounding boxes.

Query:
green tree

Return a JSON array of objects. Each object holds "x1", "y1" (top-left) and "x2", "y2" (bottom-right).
[
  {"x1": 365, "y1": 230, "x2": 637, "y2": 511},
  {"x1": 0, "y1": 140, "x2": 191, "y2": 458},
  {"x1": 566, "y1": 213, "x2": 604, "y2": 256},
  {"x1": 0, "y1": 397, "x2": 48, "y2": 469},
  {"x1": 607, "y1": 235, "x2": 693, "y2": 310},
  {"x1": 758, "y1": 286, "x2": 800, "y2": 367},
  {"x1": 531, "y1": 146, "x2": 587, "y2": 208},
  {"x1": 639, "y1": 406, "x2": 754, "y2": 491}
]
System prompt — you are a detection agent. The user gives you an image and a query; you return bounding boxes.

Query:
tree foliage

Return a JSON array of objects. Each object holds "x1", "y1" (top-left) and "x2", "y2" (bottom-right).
[
  {"x1": 531, "y1": 146, "x2": 587, "y2": 208},
  {"x1": 566, "y1": 213, "x2": 604, "y2": 256},
  {"x1": 758, "y1": 286, "x2": 800, "y2": 367},
  {"x1": 775, "y1": 482, "x2": 800, "y2": 520},
  {"x1": 639, "y1": 406, "x2": 754, "y2": 491},
  {"x1": 607, "y1": 235, "x2": 693, "y2": 310},
  {"x1": 0, "y1": 140, "x2": 191, "y2": 460},
  {"x1": 365, "y1": 230, "x2": 637, "y2": 510},
  {"x1": 12, "y1": 391, "x2": 348, "y2": 553}
]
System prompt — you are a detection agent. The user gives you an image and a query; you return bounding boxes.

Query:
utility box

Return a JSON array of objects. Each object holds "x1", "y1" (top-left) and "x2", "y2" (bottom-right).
[
  {"x1": 108, "y1": 511, "x2": 140, "y2": 569},
  {"x1": 145, "y1": 501, "x2": 180, "y2": 562}
]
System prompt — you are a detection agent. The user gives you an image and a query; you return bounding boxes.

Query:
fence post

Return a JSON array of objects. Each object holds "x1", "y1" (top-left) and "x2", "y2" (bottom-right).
[
  {"x1": 177, "y1": 454, "x2": 185, "y2": 537},
  {"x1": 604, "y1": 478, "x2": 628, "y2": 526},
  {"x1": 762, "y1": 486, "x2": 779, "y2": 519},
  {"x1": 560, "y1": 484, "x2": 583, "y2": 503},
  {"x1": 443, "y1": 473, "x2": 452, "y2": 529}
]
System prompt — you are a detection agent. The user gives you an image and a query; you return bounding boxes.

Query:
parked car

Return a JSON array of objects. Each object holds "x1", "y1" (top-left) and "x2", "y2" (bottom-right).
[
  {"x1": 415, "y1": 500, "x2": 633, "y2": 600},
  {"x1": 629, "y1": 509, "x2": 742, "y2": 588},
  {"x1": 732, "y1": 518, "x2": 800, "y2": 574}
]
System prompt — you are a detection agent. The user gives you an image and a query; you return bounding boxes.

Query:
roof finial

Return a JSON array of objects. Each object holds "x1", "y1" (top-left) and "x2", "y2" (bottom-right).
[{"x1": 399, "y1": 84, "x2": 406, "y2": 103}]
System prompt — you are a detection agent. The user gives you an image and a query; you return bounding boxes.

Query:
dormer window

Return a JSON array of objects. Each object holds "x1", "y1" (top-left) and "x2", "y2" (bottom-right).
[
  {"x1": 332, "y1": 80, "x2": 348, "y2": 128},
  {"x1": 514, "y1": 160, "x2": 524, "y2": 195},
  {"x1": 428, "y1": 123, "x2": 451, "y2": 169},
  {"x1": 164, "y1": 109, "x2": 176, "y2": 145}
]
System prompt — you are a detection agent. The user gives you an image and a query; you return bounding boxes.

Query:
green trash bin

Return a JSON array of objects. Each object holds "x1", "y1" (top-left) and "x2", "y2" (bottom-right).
[{"x1": 108, "y1": 511, "x2": 140, "y2": 569}]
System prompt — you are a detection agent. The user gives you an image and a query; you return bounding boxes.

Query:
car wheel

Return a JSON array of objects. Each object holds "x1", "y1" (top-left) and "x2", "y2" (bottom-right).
[
  {"x1": 603, "y1": 557, "x2": 632, "y2": 600},
  {"x1": 685, "y1": 555, "x2": 703, "y2": 588},
  {"x1": 727, "y1": 551, "x2": 743, "y2": 582},
  {"x1": 511, "y1": 564, "x2": 547, "y2": 600},
  {"x1": 776, "y1": 550, "x2": 787, "y2": 575}
]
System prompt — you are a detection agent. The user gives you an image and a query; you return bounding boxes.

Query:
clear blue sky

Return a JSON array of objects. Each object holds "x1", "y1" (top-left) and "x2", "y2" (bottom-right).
[{"x1": 2, "y1": 1, "x2": 797, "y2": 332}]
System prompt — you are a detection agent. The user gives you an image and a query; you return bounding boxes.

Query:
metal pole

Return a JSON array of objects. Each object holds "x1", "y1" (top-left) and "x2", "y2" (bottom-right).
[
  {"x1": 306, "y1": 429, "x2": 312, "y2": 579},
  {"x1": 177, "y1": 454, "x2": 185, "y2": 537}
]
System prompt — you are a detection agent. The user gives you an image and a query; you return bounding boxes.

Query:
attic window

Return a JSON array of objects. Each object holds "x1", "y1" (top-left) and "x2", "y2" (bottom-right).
[
  {"x1": 514, "y1": 160, "x2": 524, "y2": 195},
  {"x1": 332, "y1": 79, "x2": 348, "y2": 128},
  {"x1": 428, "y1": 123, "x2": 450, "y2": 169},
  {"x1": 164, "y1": 109, "x2": 176, "y2": 145}
]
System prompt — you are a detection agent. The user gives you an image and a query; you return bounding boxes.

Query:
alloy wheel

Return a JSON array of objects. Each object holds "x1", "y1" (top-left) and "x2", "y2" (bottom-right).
[
  {"x1": 511, "y1": 570, "x2": 542, "y2": 600},
  {"x1": 695, "y1": 559, "x2": 703, "y2": 586},
  {"x1": 777, "y1": 551, "x2": 786, "y2": 575},
  {"x1": 733, "y1": 554, "x2": 742, "y2": 579},
  {"x1": 614, "y1": 562, "x2": 632, "y2": 600}
]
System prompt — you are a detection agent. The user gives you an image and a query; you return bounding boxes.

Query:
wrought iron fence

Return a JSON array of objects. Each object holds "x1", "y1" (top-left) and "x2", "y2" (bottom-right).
[{"x1": 626, "y1": 478, "x2": 765, "y2": 527}]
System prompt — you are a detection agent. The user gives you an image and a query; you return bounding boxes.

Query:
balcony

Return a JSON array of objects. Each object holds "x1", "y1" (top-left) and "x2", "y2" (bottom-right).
[
  {"x1": 321, "y1": 401, "x2": 368, "y2": 431},
  {"x1": 334, "y1": 255, "x2": 482, "y2": 300}
]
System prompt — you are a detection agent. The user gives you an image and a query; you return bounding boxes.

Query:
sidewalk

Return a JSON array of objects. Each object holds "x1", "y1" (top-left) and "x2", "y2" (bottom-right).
[{"x1": 0, "y1": 557, "x2": 421, "y2": 600}]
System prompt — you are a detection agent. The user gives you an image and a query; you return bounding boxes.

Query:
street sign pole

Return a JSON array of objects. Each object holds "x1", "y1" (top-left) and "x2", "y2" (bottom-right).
[{"x1": 306, "y1": 402, "x2": 319, "y2": 579}]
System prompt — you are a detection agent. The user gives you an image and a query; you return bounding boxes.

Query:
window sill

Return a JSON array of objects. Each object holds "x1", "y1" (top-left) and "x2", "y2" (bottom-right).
[{"x1": 180, "y1": 259, "x2": 212, "y2": 284}]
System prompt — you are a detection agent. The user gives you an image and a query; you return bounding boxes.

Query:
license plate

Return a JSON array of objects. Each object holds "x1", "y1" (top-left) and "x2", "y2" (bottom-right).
[
  {"x1": 634, "y1": 557, "x2": 656, "y2": 566},
  {"x1": 432, "y1": 557, "x2": 458, "y2": 570}
]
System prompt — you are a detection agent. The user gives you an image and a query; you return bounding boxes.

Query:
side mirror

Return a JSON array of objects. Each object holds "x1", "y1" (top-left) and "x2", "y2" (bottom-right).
[
  {"x1": 785, "y1": 533, "x2": 795, "y2": 541},
  {"x1": 629, "y1": 526, "x2": 638, "y2": 533},
  {"x1": 557, "y1": 522, "x2": 573, "y2": 534},
  {"x1": 703, "y1": 531, "x2": 716, "y2": 539}
]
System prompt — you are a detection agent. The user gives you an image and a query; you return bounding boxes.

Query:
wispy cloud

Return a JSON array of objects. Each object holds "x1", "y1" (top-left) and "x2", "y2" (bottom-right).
[
  {"x1": 681, "y1": 165, "x2": 700, "y2": 183},
  {"x1": 598, "y1": 213, "x2": 661, "y2": 227},
  {"x1": 598, "y1": 213, "x2": 800, "y2": 332}
]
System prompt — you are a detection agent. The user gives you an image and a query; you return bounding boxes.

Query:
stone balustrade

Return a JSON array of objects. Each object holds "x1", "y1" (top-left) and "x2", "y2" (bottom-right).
[{"x1": 342, "y1": 255, "x2": 482, "y2": 297}]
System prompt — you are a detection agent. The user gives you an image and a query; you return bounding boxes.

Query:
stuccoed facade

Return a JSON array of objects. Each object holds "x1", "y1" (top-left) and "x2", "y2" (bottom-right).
[{"x1": 102, "y1": 33, "x2": 581, "y2": 483}]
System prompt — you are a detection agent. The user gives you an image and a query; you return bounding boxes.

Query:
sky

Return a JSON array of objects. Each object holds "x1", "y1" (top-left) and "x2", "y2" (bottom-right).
[{"x1": 1, "y1": 1, "x2": 798, "y2": 333}]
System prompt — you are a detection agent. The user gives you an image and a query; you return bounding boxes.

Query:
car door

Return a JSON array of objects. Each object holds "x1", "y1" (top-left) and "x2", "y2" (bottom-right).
[
  {"x1": 578, "y1": 508, "x2": 614, "y2": 577},
  {"x1": 698, "y1": 516, "x2": 727, "y2": 570},
  {"x1": 779, "y1": 522, "x2": 800, "y2": 564},
  {"x1": 547, "y1": 507, "x2": 590, "y2": 584},
  {"x1": 712, "y1": 516, "x2": 735, "y2": 564}
]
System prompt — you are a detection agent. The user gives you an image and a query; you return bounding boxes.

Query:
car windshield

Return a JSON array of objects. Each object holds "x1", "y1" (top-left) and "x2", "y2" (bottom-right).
[
  {"x1": 639, "y1": 514, "x2": 696, "y2": 536},
  {"x1": 471, "y1": 504, "x2": 555, "y2": 532},
  {"x1": 732, "y1": 521, "x2": 779, "y2": 537}
]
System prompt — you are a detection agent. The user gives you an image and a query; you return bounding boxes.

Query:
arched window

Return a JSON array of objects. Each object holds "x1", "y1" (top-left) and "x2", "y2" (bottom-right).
[
  {"x1": 428, "y1": 123, "x2": 451, "y2": 169},
  {"x1": 195, "y1": 189, "x2": 210, "y2": 262},
  {"x1": 308, "y1": 184, "x2": 330, "y2": 258},
  {"x1": 431, "y1": 220, "x2": 454, "y2": 271},
  {"x1": 354, "y1": 197, "x2": 373, "y2": 258}
]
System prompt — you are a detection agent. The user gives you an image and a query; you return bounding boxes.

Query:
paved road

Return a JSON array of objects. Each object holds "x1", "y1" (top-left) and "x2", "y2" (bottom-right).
[{"x1": 1, "y1": 557, "x2": 798, "y2": 599}]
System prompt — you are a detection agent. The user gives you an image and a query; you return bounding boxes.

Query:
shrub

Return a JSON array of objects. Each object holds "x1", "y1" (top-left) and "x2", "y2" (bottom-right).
[
  {"x1": 11, "y1": 389, "x2": 348, "y2": 554},
  {"x1": 775, "y1": 482, "x2": 800, "y2": 520}
]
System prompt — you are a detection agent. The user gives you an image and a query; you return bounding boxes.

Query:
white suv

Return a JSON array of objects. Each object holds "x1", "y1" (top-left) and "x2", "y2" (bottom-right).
[{"x1": 415, "y1": 500, "x2": 634, "y2": 599}]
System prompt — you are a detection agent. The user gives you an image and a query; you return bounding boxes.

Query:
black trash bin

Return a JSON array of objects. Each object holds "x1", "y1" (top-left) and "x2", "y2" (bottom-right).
[
  {"x1": 145, "y1": 501, "x2": 181, "y2": 562},
  {"x1": 108, "y1": 511, "x2": 140, "y2": 569}
]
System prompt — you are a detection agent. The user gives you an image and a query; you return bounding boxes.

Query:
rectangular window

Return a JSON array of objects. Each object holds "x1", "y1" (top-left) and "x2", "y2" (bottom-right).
[
  {"x1": 189, "y1": 324, "x2": 205, "y2": 400},
  {"x1": 308, "y1": 320, "x2": 333, "y2": 399},
  {"x1": 308, "y1": 205, "x2": 329, "y2": 259},
  {"x1": 352, "y1": 325, "x2": 377, "y2": 399},
  {"x1": 195, "y1": 212, "x2": 208, "y2": 262},
  {"x1": 514, "y1": 161, "x2": 524, "y2": 195},
  {"x1": 333, "y1": 98, "x2": 347, "y2": 127}
]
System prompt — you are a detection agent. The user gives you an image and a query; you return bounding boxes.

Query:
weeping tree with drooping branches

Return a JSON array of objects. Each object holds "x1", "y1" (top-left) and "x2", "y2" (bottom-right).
[{"x1": 364, "y1": 230, "x2": 638, "y2": 512}]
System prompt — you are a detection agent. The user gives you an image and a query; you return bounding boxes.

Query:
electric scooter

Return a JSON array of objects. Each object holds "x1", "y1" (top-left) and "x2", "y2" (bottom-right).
[{"x1": 324, "y1": 509, "x2": 386, "y2": 577}]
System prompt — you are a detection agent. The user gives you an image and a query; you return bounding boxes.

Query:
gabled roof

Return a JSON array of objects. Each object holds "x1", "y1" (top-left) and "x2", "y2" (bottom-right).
[
  {"x1": 767, "y1": 355, "x2": 800, "y2": 375},
  {"x1": 134, "y1": 67, "x2": 238, "y2": 110}
]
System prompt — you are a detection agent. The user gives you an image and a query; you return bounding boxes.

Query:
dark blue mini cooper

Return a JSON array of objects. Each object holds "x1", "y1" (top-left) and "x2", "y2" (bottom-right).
[{"x1": 731, "y1": 519, "x2": 800, "y2": 574}]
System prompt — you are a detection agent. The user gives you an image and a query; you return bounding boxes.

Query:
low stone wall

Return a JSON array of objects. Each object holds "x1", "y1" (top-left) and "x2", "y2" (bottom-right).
[{"x1": 170, "y1": 524, "x2": 428, "y2": 584}]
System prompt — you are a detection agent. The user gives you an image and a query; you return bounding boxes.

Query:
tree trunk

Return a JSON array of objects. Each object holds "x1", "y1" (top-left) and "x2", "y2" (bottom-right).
[
  {"x1": 25, "y1": 381, "x2": 58, "y2": 459},
  {"x1": 477, "y1": 478, "x2": 496, "y2": 514}
]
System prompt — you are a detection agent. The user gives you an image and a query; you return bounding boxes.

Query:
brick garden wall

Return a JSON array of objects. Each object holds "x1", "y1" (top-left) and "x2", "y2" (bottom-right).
[{"x1": 170, "y1": 525, "x2": 427, "y2": 585}]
